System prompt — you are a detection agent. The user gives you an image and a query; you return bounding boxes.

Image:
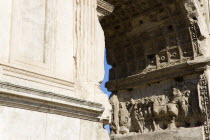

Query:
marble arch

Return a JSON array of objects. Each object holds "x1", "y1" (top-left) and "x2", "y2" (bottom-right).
[{"x1": 101, "y1": 0, "x2": 210, "y2": 140}]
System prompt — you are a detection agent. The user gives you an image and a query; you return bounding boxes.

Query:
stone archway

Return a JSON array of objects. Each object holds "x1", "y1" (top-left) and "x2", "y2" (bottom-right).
[{"x1": 100, "y1": 0, "x2": 210, "y2": 140}]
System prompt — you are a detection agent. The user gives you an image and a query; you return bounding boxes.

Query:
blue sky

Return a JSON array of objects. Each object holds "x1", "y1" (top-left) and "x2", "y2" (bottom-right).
[
  {"x1": 100, "y1": 50, "x2": 112, "y2": 133},
  {"x1": 100, "y1": 51, "x2": 112, "y2": 97}
]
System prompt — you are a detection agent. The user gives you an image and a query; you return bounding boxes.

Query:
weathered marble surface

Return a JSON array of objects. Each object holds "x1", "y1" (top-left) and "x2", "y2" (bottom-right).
[
  {"x1": 0, "y1": 106, "x2": 110, "y2": 140},
  {"x1": 0, "y1": 0, "x2": 113, "y2": 139}
]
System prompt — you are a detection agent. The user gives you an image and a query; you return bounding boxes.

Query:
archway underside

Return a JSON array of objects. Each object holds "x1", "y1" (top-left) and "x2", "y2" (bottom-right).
[
  {"x1": 101, "y1": 0, "x2": 210, "y2": 139},
  {"x1": 101, "y1": 0, "x2": 210, "y2": 91}
]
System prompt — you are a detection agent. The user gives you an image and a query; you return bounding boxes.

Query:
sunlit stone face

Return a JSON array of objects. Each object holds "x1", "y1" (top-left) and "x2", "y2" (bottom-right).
[
  {"x1": 0, "y1": 0, "x2": 113, "y2": 139},
  {"x1": 11, "y1": 0, "x2": 48, "y2": 63},
  {"x1": 19, "y1": 0, "x2": 46, "y2": 62}
]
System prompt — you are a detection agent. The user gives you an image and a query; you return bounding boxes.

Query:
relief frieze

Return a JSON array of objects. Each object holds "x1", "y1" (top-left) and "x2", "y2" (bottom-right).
[{"x1": 110, "y1": 75, "x2": 210, "y2": 136}]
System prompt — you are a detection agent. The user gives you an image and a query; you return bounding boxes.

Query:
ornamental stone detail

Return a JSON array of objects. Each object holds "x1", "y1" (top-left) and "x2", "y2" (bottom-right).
[{"x1": 102, "y1": 0, "x2": 210, "y2": 140}]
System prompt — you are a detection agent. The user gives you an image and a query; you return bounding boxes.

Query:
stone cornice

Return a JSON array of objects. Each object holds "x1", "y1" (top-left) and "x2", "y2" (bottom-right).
[
  {"x1": 0, "y1": 64, "x2": 74, "y2": 90},
  {"x1": 0, "y1": 82, "x2": 104, "y2": 122},
  {"x1": 97, "y1": 0, "x2": 114, "y2": 16},
  {"x1": 106, "y1": 57, "x2": 210, "y2": 92}
]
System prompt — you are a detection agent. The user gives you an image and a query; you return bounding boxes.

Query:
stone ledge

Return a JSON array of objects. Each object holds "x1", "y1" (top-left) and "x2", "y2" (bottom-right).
[
  {"x1": 97, "y1": 0, "x2": 114, "y2": 16},
  {"x1": 0, "y1": 82, "x2": 104, "y2": 122},
  {"x1": 106, "y1": 57, "x2": 210, "y2": 92},
  {"x1": 111, "y1": 127, "x2": 204, "y2": 140},
  {"x1": 0, "y1": 64, "x2": 74, "y2": 91}
]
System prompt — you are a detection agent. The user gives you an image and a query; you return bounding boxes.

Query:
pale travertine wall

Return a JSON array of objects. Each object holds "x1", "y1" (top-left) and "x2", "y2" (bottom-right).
[{"x1": 0, "y1": 0, "x2": 112, "y2": 139}]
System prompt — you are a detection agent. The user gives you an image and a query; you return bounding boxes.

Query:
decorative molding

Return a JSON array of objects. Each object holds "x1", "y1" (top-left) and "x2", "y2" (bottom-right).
[
  {"x1": 189, "y1": 21, "x2": 202, "y2": 57},
  {"x1": 198, "y1": 74, "x2": 210, "y2": 140},
  {"x1": 0, "y1": 81, "x2": 104, "y2": 122},
  {"x1": 0, "y1": 65, "x2": 74, "y2": 90},
  {"x1": 97, "y1": 0, "x2": 114, "y2": 16},
  {"x1": 106, "y1": 58, "x2": 210, "y2": 92}
]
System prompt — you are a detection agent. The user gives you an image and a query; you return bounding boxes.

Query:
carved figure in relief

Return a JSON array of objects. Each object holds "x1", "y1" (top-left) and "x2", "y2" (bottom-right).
[
  {"x1": 110, "y1": 86, "x2": 194, "y2": 135},
  {"x1": 110, "y1": 94, "x2": 120, "y2": 134},
  {"x1": 167, "y1": 88, "x2": 181, "y2": 129},
  {"x1": 153, "y1": 95, "x2": 169, "y2": 118},
  {"x1": 119, "y1": 102, "x2": 131, "y2": 134},
  {"x1": 153, "y1": 88, "x2": 191, "y2": 129},
  {"x1": 180, "y1": 90, "x2": 190, "y2": 116},
  {"x1": 133, "y1": 99, "x2": 145, "y2": 134},
  {"x1": 153, "y1": 95, "x2": 177, "y2": 130}
]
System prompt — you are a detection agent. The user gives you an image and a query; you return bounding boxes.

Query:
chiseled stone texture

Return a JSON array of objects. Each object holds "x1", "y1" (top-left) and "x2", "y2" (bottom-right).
[
  {"x1": 102, "y1": 0, "x2": 210, "y2": 140},
  {"x1": 0, "y1": 0, "x2": 113, "y2": 139},
  {"x1": 111, "y1": 127, "x2": 204, "y2": 140}
]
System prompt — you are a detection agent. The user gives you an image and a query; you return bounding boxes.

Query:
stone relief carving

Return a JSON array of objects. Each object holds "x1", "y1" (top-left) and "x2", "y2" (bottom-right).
[
  {"x1": 198, "y1": 74, "x2": 210, "y2": 140},
  {"x1": 110, "y1": 94, "x2": 120, "y2": 134},
  {"x1": 103, "y1": 0, "x2": 210, "y2": 139},
  {"x1": 189, "y1": 20, "x2": 202, "y2": 56},
  {"x1": 110, "y1": 80, "x2": 208, "y2": 135},
  {"x1": 101, "y1": 0, "x2": 209, "y2": 81},
  {"x1": 119, "y1": 102, "x2": 131, "y2": 134}
]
